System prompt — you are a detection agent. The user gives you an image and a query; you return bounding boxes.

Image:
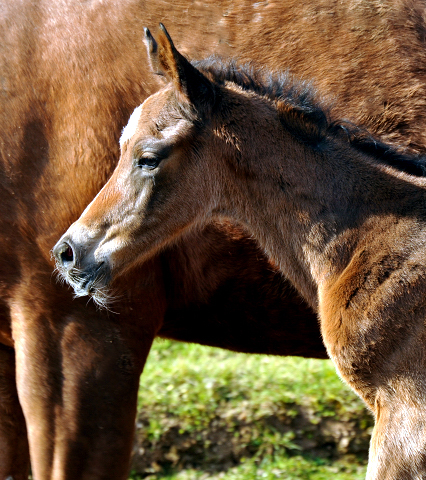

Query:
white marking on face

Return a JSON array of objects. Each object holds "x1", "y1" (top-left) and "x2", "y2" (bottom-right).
[
  {"x1": 162, "y1": 120, "x2": 190, "y2": 139},
  {"x1": 119, "y1": 104, "x2": 143, "y2": 147}
]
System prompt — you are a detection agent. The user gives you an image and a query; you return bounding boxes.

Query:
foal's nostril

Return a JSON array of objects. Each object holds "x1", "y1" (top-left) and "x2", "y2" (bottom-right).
[
  {"x1": 61, "y1": 245, "x2": 74, "y2": 263},
  {"x1": 56, "y1": 242, "x2": 74, "y2": 266}
]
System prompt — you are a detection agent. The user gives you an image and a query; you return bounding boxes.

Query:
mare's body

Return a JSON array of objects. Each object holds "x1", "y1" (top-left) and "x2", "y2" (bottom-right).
[
  {"x1": 55, "y1": 28, "x2": 426, "y2": 479},
  {"x1": 4, "y1": 0, "x2": 426, "y2": 477}
]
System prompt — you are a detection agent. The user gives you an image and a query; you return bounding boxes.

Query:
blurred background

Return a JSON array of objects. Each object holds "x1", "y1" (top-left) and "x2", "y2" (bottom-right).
[{"x1": 129, "y1": 340, "x2": 372, "y2": 479}]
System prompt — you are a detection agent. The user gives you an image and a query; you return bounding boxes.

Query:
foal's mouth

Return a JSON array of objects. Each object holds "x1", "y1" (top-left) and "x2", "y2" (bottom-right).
[
  {"x1": 78, "y1": 262, "x2": 107, "y2": 293},
  {"x1": 56, "y1": 261, "x2": 113, "y2": 309}
]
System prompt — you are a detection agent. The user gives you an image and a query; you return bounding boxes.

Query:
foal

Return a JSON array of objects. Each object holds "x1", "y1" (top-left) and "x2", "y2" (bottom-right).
[{"x1": 54, "y1": 26, "x2": 426, "y2": 479}]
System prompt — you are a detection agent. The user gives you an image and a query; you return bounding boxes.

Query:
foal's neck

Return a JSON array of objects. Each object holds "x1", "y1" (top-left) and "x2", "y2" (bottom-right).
[{"x1": 215, "y1": 99, "x2": 426, "y2": 308}]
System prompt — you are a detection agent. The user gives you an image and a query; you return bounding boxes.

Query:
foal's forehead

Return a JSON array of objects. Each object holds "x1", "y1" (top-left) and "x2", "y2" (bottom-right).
[
  {"x1": 120, "y1": 104, "x2": 143, "y2": 148},
  {"x1": 119, "y1": 88, "x2": 176, "y2": 148}
]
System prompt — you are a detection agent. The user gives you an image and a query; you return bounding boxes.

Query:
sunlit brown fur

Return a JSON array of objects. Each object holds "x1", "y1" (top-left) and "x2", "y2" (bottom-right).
[
  {"x1": 58, "y1": 27, "x2": 426, "y2": 479},
  {"x1": 5, "y1": 0, "x2": 426, "y2": 477}
]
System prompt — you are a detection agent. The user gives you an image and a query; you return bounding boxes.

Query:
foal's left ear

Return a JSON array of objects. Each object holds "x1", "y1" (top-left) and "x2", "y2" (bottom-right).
[{"x1": 144, "y1": 24, "x2": 215, "y2": 112}]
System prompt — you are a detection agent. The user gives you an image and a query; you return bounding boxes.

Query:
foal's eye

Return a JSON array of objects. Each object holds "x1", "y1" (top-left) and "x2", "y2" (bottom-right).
[
  {"x1": 136, "y1": 152, "x2": 162, "y2": 170},
  {"x1": 134, "y1": 142, "x2": 171, "y2": 171}
]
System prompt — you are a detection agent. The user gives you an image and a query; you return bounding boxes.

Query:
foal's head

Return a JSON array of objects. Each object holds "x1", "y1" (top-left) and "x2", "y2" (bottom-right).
[{"x1": 53, "y1": 25, "x2": 259, "y2": 302}]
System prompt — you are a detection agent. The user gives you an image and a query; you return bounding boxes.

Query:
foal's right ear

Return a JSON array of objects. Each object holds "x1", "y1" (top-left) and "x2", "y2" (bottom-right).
[{"x1": 144, "y1": 24, "x2": 215, "y2": 112}]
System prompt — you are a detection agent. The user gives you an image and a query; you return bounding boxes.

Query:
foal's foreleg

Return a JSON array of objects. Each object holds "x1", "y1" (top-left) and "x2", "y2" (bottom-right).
[
  {"x1": 0, "y1": 343, "x2": 30, "y2": 480},
  {"x1": 367, "y1": 385, "x2": 426, "y2": 480},
  {"x1": 321, "y1": 302, "x2": 426, "y2": 478}
]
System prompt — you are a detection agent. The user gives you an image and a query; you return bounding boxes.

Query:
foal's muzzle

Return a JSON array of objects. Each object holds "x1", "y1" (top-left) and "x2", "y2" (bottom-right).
[{"x1": 52, "y1": 237, "x2": 111, "y2": 298}]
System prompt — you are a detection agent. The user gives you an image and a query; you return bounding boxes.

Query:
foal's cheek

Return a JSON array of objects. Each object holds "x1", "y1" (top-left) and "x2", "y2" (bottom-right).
[{"x1": 132, "y1": 176, "x2": 158, "y2": 215}]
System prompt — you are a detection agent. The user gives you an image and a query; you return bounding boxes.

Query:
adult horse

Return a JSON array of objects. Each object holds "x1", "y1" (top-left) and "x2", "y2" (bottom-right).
[
  {"x1": 54, "y1": 26, "x2": 426, "y2": 479},
  {"x1": 3, "y1": 0, "x2": 426, "y2": 478}
]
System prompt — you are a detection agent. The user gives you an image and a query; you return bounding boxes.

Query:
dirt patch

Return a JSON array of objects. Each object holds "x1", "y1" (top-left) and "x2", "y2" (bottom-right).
[{"x1": 131, "y1": 402, "x2": 372, "y2": 475}]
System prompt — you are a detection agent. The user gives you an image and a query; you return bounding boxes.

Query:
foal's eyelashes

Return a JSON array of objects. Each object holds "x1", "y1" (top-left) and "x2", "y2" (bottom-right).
[
  {"x1": 133, "y1": 141, "x2": 172, "y2": 170},
  {"x1": 136, "y1": 152, "x2": 163, "y2": 170}
]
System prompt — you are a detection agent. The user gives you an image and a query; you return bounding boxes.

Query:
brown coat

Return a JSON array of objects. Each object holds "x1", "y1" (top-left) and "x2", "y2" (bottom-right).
[{"x1": 3, "y1": 1, "x2": 426, "y2": 477}]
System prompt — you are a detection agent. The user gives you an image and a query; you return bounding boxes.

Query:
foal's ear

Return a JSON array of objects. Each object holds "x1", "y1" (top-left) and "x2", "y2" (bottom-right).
[
  {"x1": 144, "y1": 24, "x2": 215, "y2": 111},
  {"x1": 144, "y1": 27, "x2": 166, "y2": 78}
]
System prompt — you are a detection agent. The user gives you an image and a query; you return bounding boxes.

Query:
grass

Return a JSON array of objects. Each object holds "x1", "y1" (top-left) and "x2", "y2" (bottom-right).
[
  {"x1": 131, "y1": 455, "x2": 367, "y2": 480},
  {"x1": 131, "y1": 339, "x2": 371, "y2": 479}
]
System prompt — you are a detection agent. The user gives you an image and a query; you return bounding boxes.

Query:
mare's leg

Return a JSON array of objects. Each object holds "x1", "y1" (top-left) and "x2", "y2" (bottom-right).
[
  {"x1": 0, "y1": 343, "x2": 30, "y2": 480},
  {"x1": 11, "y1": 259, "x2": 165, "y2": 480},
  {"x1": 159, "y1": 222, "x2": 326, "y2": 358}
]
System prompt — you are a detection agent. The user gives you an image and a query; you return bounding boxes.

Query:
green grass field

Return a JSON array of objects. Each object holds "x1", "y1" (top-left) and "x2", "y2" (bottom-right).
[
  {"x1": 135, "y1": 455, "x2": 367, "y2": 480},
  {"x1": 131, "y1": 339, "x2": 371, "y2": 479}
]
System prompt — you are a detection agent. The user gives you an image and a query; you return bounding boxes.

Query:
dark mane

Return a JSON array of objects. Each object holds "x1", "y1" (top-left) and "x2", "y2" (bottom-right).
[
  {"x1": 194, "y1": 57, "x2": 426, "y2": 178},
  {"x1": 327, "y1": 122, "x2": 426, "y2": 177},
  {"x1": 194, "y1": 56, "x2": 328, "y2": 143}
]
